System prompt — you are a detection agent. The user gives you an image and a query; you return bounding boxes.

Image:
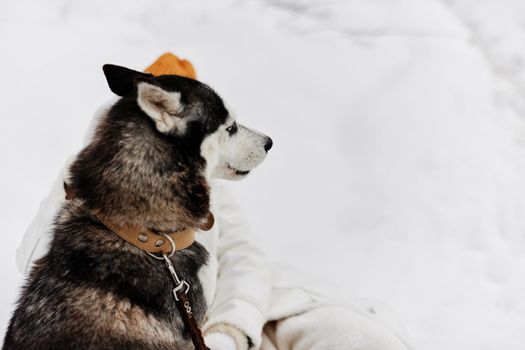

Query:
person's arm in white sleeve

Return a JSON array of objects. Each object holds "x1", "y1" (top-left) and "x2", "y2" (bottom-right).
[
  {"x1": 16, "y1": 101, "x2": 114, "y2": 273},
  {"x1": 16, "y1": 161, "x2": 70, "y2": 273},
  {"x1": 203, "y1": 182, "x2": 272, "y2": 350}
]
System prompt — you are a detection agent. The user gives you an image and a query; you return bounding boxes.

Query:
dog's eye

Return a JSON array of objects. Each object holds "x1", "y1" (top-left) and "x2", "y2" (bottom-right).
[{"x1": 226, "y1": 122, "x2": 238, "y2": 135}]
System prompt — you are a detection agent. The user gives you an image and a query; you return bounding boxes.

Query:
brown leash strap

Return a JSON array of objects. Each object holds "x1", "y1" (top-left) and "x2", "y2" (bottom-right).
[
  {"x1": 176, "y1": 291, "x2": 209, "y2": 350},
  {"x1": 162, "y1": 254, "x2": 209, "y2": 350}
]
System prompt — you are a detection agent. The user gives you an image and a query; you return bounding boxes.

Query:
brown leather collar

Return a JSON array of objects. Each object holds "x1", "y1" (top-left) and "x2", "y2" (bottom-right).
[
  {"x1": 64, "y1": 182, "x2": 214, "y2": 255},
  {"x1": 94, "y1": 215, "x2": 198, "y2": 254}
]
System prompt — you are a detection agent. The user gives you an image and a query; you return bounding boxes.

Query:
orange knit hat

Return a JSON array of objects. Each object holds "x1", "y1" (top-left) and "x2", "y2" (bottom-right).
[{"x1": 144, "y1": 52, "x2": 196, "y2": 79}]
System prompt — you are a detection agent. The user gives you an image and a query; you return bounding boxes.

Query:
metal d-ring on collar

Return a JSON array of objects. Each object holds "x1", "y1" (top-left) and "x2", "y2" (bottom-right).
[{"x1": 146, "y1": 232, "x2": 176, "y2": 260}]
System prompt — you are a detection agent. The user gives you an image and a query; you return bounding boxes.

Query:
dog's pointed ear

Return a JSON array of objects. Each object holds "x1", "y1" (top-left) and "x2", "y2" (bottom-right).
[
  {"x1": 102, "y1": 64, "x2": 153, "y2": 97},
  {"x1": 136, "y1": 78, "x2": 186, "y2": 134}
]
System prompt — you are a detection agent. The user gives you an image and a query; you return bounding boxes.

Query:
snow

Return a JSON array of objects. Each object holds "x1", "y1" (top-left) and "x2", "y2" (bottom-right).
[{"x1": 1, "y1": 0, "x2": 525, "y2": 348}]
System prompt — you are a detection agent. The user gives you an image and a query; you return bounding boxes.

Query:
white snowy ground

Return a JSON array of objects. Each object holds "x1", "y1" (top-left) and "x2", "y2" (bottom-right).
[{"x1": 1, "y1": 0, "x2": 525, "y2": 349}]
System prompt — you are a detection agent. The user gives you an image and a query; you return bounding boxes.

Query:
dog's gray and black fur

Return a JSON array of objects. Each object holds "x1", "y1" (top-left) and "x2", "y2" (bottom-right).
[{"x1": 3, "y1": 65, "x2": 271, "y2": 350}]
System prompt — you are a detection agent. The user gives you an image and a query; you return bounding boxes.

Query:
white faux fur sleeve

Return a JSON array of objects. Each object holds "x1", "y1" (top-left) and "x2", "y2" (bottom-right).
[
  {"x1": 16, "y1": 163, "x2": 69, "y2": 273},
  {"x1": 16, "y1": 100, "x2": 115, "y2": 273},
  {"x1": 203, "y1": 183, "x2": 272, "y2": 349}
]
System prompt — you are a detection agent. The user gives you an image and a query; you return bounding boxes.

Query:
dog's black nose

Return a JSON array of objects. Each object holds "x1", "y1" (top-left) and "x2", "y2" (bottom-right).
[{"x1": 264, "y1": 137, "x2": 273, "y2": 152}]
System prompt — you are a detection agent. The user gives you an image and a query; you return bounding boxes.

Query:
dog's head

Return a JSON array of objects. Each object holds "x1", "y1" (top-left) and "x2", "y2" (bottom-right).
[
  {"x1": 104, "y1": 64, "x2": 272, "y2": 180},
  {"x1": 69, "y1": 64, "x2": 272, "y2": 230}
]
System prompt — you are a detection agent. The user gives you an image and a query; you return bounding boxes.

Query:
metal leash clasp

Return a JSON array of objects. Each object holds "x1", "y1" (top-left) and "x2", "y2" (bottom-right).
[
  {"x1": 162, "y1": 253, "x2": 190, "y2": 301},
  {"x1": 149, "y1": 235, "x2": 205, "y2": 348},
  {"x1": 146, "y1": 232, "x2": 191, "y2": 302}
]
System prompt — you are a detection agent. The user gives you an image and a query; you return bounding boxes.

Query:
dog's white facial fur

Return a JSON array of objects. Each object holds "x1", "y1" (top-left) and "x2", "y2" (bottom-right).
[
  {"x1": 136, "y1": 82, "x2": 270, "y2": 180},
  {"x1": 201, "y1": 109, "x2": 270, "y2": 180},
  {"x1": 137, "y1": 82, "x2": 186, "y2": 135}
]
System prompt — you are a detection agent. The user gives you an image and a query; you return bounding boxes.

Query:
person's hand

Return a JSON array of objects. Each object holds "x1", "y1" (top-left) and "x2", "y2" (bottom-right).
[{"x1": 205, "y1": 332, "x2": 237, "y2": 350}]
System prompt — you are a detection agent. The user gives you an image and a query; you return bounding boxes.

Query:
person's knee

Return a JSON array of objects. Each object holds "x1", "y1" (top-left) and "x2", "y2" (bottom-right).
[{"x1": 275, "y1": 306, "x2": 410, "y2": 350}]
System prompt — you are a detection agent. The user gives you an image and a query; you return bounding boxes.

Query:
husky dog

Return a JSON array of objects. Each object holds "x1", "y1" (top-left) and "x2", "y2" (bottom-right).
[{"x1": 3, "y1": 65, "x2": 272, "y2": 350}]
